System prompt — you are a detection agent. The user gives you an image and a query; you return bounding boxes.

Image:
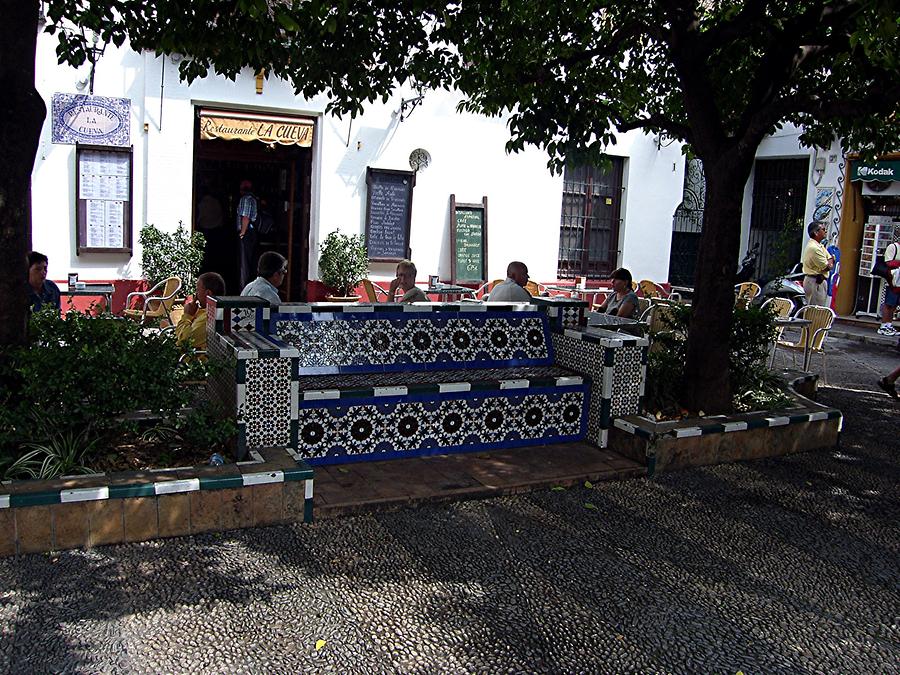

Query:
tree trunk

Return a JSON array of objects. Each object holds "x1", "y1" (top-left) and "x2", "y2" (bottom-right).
[
  {"x1": 0, "y1": 0, "x2": 46, "y2": 348},
  {"x1": 681, "y1": 154, "x2": 756, "y2": 413}
]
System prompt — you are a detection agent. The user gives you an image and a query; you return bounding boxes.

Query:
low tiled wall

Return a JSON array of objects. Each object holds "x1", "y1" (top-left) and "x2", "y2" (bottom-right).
[
  {"x1": 610, "y1": 375, "x2": 841, "y2": 475},
  {"x1": 0, "y1": 448, "x2": 313, "y2": 557}
]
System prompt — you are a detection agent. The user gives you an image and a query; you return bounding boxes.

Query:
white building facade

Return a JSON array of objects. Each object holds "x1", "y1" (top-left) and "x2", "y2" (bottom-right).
[{"x1": 35, "y1": 35, "x2": 886, "y2": 314}]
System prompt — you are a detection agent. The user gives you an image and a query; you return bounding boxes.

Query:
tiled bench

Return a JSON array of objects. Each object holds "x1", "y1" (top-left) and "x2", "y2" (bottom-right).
[{"x1": 206, "y1": 297, "x2": 602, "y2": 464}]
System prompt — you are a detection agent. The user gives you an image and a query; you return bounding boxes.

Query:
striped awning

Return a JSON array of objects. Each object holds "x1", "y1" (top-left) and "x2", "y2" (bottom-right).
[{"x1": 199, "y1": 109, "x2": 314, "y2": 147}]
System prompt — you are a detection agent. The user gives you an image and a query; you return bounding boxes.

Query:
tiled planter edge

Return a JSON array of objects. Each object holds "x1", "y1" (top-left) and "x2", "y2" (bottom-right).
[
  {"x1": 0, "y1": 447, "x2": 313, "y2": 557},
  {"x1": 609, "y1": 373, "x2": 842, "y2": 475}
]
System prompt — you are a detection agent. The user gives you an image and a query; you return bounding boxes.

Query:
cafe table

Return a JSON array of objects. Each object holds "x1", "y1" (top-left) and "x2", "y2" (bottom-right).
[
  {"x1": 63, "y1": 283, "x2": 115, "y2": 311},
  {"x1": 425, "y1": 284, "x2": 476, "y2": 301}
]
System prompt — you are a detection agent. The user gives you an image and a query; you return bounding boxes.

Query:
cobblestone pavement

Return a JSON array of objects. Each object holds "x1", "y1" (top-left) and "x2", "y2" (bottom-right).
[{"x1": 2, "y1": 339, "x2": 898, "y2": 674}]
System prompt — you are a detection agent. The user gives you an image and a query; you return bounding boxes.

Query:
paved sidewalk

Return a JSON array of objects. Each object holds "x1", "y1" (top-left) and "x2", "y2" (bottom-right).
[
  {"x1": 832, "y1": 317, "x2": 899, "y2": 349},
  {"x1": 1, "y1": 342, "x2": 898, "y2": 673}
]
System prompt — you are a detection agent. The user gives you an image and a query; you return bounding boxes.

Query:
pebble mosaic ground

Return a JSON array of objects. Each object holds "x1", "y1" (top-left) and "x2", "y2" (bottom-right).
[{"x1": 1, "y1": 337, "x2": 898, "y2": 673}]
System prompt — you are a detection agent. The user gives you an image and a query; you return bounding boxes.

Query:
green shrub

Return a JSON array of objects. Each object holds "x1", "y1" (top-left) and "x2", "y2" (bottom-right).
[
  {"x1": 139, "y1": 221, "x2": 206, "y2": 296},
  {"x1": 644, "y1": 302, "x2": 792, "y2": 415},
  {"x1": 318, "y1": 231, "x2": 369, "y2": 296},
  {"x1": 0, "y1": 308, "x2": 198, "y2": 463}
]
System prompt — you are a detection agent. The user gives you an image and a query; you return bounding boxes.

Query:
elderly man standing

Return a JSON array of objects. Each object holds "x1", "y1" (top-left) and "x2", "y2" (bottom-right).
[
  {"x1": 236, "y1": 179, "x2": 258, "y2": 288},
  {"x1": 801, "y1": 221, "x2": 834, "y2": 307},
  {"x1": 488, "y1": 261, "x2": 533, "y2": 302}
]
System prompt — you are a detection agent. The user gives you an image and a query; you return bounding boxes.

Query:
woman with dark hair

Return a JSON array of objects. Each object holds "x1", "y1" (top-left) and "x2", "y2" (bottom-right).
[{"x1": 597, "y1": 267, "x2": 638, "y2": 319}]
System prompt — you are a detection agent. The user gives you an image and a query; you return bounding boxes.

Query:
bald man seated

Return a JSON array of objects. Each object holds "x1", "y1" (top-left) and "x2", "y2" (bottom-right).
[{"x1": 487, "y1": 261, "x2": 533, "y2": 302}]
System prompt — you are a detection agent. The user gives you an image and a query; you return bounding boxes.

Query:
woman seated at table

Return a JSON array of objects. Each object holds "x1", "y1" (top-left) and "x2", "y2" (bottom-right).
[{"x1": 597, "y1": 267, "x2": 638, "y2": 319}]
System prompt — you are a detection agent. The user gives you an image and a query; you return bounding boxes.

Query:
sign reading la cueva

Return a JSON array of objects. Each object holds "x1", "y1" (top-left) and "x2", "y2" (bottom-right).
[
  {"x1": 51, "y1": 93, "x2": 131, "y2": 146},
  {"x1": 199, "y1": 111, "x2": 314, "y2": 147}
]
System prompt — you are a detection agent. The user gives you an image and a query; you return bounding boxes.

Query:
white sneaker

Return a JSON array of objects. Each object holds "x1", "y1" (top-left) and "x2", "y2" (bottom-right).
[{"x1": 877, "y1": 325, "x2": 899, "y2": 336}]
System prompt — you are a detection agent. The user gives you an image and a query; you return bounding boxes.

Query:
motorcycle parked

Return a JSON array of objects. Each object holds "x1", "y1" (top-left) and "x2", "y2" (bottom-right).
[
  {"x1": 757, "y1": 262, "x2": 807, "y2": 313},
  {"x1": 735, "y1": 243, "x2": 759, "y2": 284}
]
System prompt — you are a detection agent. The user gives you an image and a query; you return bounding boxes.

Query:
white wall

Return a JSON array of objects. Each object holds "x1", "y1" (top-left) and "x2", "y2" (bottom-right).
[{"x1": 31, "y1": 35, "x2": 689, "y2": 286}]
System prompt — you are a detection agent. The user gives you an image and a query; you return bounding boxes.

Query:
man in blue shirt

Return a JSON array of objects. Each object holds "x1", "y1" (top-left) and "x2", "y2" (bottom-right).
[
  {"x1": 26, "y1": 251, "x2": 61, "y2": 313},
  {"x1": 236, "y1": 179, "x2": 258, "y2": 288}
]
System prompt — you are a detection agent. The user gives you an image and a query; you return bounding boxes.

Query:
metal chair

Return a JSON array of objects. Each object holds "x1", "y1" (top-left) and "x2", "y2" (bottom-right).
[
  {"x1": 775, "y1": 304, "x2": 835, "y2": 380},
  {"x1": 361, "y1": 279, "x2": 387, "y2": 302},
  {"x1": 123, "y1": 277, "x2": 182, "y2": 325},
  {"x1": 734, "y1": 282, "x2": 761, "y2": 309}
]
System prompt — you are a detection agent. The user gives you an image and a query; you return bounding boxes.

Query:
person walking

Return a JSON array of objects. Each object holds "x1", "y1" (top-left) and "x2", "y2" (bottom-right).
[
  {"x1": 801, "y1": 221, "x2": 834, "y2": 307},
  {"x1": 236, "y1": 179, "x2": 258, "y2": 288}
]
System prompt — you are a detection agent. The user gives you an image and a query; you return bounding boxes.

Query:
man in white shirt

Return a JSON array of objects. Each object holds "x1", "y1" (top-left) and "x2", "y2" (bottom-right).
[
  {"x1": 241, "y1": 251, "x2": 286, "y2": 306},
  {"x1": 488, "y1": 261, "x2": 533, "y2": 302}
]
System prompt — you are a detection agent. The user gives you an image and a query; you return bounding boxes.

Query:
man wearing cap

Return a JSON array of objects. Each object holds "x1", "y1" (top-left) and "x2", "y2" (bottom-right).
[
  {"x1": 801, "y1": 221, "x2": 834, "y2": 307},
  {"x1": 488, "y1": 261, "x2": 532, "y2": 302},
  {"x1": 236, "y1": 179, "x2": 258, "y2": 288}
]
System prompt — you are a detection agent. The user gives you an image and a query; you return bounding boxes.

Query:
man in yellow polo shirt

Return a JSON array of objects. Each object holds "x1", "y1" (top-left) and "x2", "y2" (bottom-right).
[
  {"x1": 801, "y1": 222, "x2": 834, "y2": 307},
  {"x1": 176, "y1": 271, "x2": 226, "y2": 357}
]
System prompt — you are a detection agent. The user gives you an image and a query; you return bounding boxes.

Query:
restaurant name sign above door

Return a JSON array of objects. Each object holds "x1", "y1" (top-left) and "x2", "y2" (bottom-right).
[
  {"x1": 199, "y1": 109, "x2": 314, "y2": 147},
  {"x1": 51, "y1": 93, "x2": 131, "y2": 146},
  {"x1": 851, "y1": 160, "x2": 900, "y2": 182}
]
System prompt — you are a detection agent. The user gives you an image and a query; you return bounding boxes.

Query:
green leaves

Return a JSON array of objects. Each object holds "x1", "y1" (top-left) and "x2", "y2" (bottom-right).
[
  {"x1": 139, "y1": 222, "x2": 205, "y2": 296},
  {"x1": 318, "y1": 232, "x2": 369, "y2": 297}
]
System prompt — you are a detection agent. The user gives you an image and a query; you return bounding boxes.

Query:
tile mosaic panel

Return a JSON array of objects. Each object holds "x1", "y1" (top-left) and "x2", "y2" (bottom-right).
[
  {"x1": 295, "y1": 365, "x2": 576, "y2": 391},
  {"x1": 241, "y1": 357, "x2": 292, "y2": 448},
  {"x1": 295, "y1": 390, "x2": 587, "y2": 464},
  {"x1": 275, "y1": 314, "x2": 551, "y2": 371},
  {"x1": 206, "y1": 332, "x2": 237, "y2": 417},
  {"x1": 611, "y1": 346, "x2": 643, "y2": 415},
  {"x1": 552, "y1": 334, "x2": 606, "y2": 442}
]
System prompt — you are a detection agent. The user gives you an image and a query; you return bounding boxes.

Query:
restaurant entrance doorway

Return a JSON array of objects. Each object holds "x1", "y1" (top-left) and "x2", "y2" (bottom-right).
[{"x1": 192, "y1": 109, "x2": 313, "y2": 301}]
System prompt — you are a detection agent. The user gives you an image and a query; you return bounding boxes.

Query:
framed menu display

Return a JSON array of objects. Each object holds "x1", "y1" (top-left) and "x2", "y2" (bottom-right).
[
  {"x1": 75, "y1": 143, "x2": 133, "y2": 254},
  {"x1": 450, "y1": 194, "x2": 488, "y2": 285}
]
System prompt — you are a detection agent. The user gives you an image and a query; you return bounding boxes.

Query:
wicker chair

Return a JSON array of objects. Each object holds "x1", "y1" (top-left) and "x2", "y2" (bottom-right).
[{"x1": 123, "y1": 277, "x2": 182, "y2": 325}]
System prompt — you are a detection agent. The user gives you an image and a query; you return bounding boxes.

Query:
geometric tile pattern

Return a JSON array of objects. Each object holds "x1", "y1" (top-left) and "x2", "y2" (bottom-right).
[
  {"x1": 552, "y1": 330, "x2": 646, "y2": 448},
  {"x1": 294, "y1": 365, "x2": 578, "y2": 391},
  {"x1": 296, "y1": 388, "x2": 588, "y2": 465},
  {"x1": 275, "y1": 314, "x2": 551, "y2": 371},
  {"x1": 241, "y1": 357, "x2": 292, "y2": 449}
]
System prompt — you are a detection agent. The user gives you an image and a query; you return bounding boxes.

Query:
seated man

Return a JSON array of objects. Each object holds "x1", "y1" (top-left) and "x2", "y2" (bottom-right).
[
  {"x1": 385, "y1": 259, "x2": 429, "y2": 303},
  {"x1": 26, "y1": 251, "x2": 61, "y2": 313},
  {"x1": 241, "y1": 251, "x2": 287, "y2": 306},
  {"x1": 488, "y1": 261, "x2": 532, "y2": 302},
  {"x1": 176, "y1": 271, "x2": 226, "y2": 354}
]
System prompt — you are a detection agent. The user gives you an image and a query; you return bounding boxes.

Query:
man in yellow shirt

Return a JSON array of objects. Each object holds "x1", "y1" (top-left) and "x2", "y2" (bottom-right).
[
  {"x1": 176, "y1": 271, "x2": 226, "y2": 356},
  {"x1": 801, "y1": 222, "x2": 834, "y2": 307}
]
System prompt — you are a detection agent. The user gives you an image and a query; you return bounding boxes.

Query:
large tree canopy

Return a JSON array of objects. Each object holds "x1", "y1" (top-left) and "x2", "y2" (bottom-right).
[{"x1": 5, "y1": 0, "x2": 900, "y2": 411}]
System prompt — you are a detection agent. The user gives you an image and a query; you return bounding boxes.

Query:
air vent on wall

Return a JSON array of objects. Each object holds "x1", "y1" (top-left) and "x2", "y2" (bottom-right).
[{"x1": 862, "y1": 180, "x2": 900, "y2": 196}]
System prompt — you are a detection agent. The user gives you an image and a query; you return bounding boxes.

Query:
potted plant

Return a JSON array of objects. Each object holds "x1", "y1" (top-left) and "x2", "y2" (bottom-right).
[{"x1": 318, "y1": 231, "x2": 369, "y2": 301}]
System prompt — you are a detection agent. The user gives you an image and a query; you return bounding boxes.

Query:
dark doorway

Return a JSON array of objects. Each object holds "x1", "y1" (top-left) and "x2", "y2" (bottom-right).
[
  {"x1": 192, "y1": 113, "x2": 312, "y2": 300},
  {"x1": 748, "y1": 157, "x2": 809, "y2": 280},
  {"x1": 557, "y1": 157, "x2": 624, "y2": 279},
  {"x1": 669, "y1": 158, "x2": 706, "y2": 287}
]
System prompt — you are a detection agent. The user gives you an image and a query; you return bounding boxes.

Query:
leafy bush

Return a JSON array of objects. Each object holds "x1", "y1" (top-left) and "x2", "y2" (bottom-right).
[
  {"x1": 318, "y1": 231, "x2": 369, "y2": 296},
  {"x1": 139, "y1": 221, "x2": 206, "y2": 296},
  {"x1": 644, "y1": 302, "x2": 792, "y2": 415},
  {"x1": 0, "y1": 308, "x2": 199, "y2": 465}
]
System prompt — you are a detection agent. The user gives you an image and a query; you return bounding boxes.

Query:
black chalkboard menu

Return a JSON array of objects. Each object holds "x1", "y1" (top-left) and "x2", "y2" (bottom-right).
[
  {"x1": 365, "y1": 168, "x2": 415, "y2": 262},
  {"x1": 450, "y1": 194, "x2": 488, "y2": 284}
]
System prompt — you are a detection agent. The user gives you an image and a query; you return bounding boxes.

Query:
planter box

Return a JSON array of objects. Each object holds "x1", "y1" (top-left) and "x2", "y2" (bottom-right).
[
  {"x1": 609, "y1": 373, "x2": 842, "y2": 475},
  {"x1": 0, "y1": 448, "x2": 313, "y2": 558}
]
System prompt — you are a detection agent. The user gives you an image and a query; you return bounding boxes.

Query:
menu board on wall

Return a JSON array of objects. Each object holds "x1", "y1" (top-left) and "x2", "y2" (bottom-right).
[
  {"x1": 450, "y1": 195, "x2": 488, "y2": 285},
  {"x1": 364, "y1": 168, "x2": 414, "y2": 262},
  {"x1": 75, "y1": 144, "x2": 133, "y2": 254}
]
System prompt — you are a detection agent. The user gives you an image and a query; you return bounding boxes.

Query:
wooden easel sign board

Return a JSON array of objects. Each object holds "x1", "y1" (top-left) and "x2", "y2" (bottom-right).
[
  {"x1": 450, "y1": 195, "x2": 488, "y2": 285},
  {"x1": 365, "y1": 167, "x2": 415, "y2": 262}
]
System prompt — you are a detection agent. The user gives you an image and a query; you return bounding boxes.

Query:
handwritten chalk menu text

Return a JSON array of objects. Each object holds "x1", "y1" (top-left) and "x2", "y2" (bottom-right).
[
  {"x1": 365, "y1": 168, "x2": 415, "y2": 261},
  {"x1": 75, "y1": 143, "x2": 133, "y2": 254},
  {"x1": 450, "y1": 195, "x2": 488, "y2": 284}
]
